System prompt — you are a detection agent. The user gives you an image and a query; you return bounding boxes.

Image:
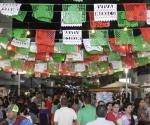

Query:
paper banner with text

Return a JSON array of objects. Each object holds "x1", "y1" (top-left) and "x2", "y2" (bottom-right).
[
  {"x1": 63, "y1": 30, "x2": 82, "y2": 45},
  {"x1": 66, "y1": 50, "x2": 83, "y2": 61},
  {"x1": 94, "y1": 4, "x2": 117, "y2": 21},
  {"x1": 0, "y1": 3, "x2": 21, "y2": 16},
  {"x1": 11, "y1": 38, "x2": 30, "y2": 48},
  {"x1": 34, "y1": 63, "x2": 47, "y2": 73}
]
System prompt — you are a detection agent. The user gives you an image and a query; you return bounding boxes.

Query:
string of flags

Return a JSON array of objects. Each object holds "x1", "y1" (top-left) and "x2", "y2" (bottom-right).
[{"x1": 0, "y1": 2, "x2": 150, "y2": 77}]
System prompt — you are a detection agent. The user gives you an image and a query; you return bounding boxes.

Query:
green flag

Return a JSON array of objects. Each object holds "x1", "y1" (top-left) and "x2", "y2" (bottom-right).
[
  {"x1": 52, "y1": 53, "x2": 65, "y2": 63},
  {"x1": 11, "y1": 60, "x2": 23, "y2": 70},
  {"x1": 118, "y1": 11, "x2": 138, "y2": 27},
  {"x1": 0, "y1": 37, "x2": 9, "y2": 48},
  {"x1": 108, "y1": 52, "x2": 121, "y2": 61},
  {"x1": 32, "y1": 4, "x2": 54, "y2": 22},
  {"x1": 114, "y1": 29, "x2": 134, "y2": 45},
  {"x1": 12, "y1": 29, "x2": 27, "y2": 38},
  {"x1": 136, "y1": 57, "x2": 150, "y2": 66},
  {"x1": 89, "y1": 30, "x2": 109, "y2": 46},
  {"x1": 13, "y1": 11, "x2": 27, "y2": 22},
  {"x1": 16, "y1": 47, "x2": 29, "y2": 55},
  {"x1": 96, "y1": 62, "x2": 109, "y2": 72},
  {"x1": 62, "y1": 4, "x2": 86, "y2": 22}
]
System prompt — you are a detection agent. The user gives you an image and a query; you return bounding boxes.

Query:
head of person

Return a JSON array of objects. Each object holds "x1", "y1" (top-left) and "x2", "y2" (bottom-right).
[
  {"x1": 98, "y1": 101, "x2": 105, "y2": 106},
  {"x1": 6, "y1": 104, "x2": 19, "y2": 121},
  {"x1": 84, "y1": 96, "x2": 91, "y2": 105},
  {"x1": 47, "y1": 96, "x2": 52, "y2": 101},
  {"x1": 41, "y1": 100, "x2": 46, "y2": 108},
  {"x1": 96, "y1": 105, "x2": 107, "y2": 118},
  {"x1": 124, "y1": 103, "x2": 133, "y2": 114},
  {"x1": 20, "y1": 106, "x2": 29, "y2": 116},
  {"x1": 60, "y1": 97, "x2": 68, "y2": 107},
  {"x1": 112, "y1": 102, "x2": 120, "y2": 114},
  {"x1": 138, "y1": 98, "x2": 145, "y2": 108},
  {"x1": 106, "y1": 102, "x2": 112, "y2": 112},
  {"x1": 0, "y1": 120, "x2": 8, "y2": 125}
]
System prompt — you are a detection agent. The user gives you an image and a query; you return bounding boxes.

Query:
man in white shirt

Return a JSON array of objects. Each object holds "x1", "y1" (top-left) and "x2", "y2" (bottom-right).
[
  {"x1": 54, "y1": 97, "x2": 77, "y2": 125},
  {"x1": 86, "y1": 105, "x2": 115, "y2": 125}
]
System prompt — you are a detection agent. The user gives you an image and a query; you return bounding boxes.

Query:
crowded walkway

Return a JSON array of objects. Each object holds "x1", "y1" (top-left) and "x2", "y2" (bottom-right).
[{"x1": 0, "y1": 92, "x2": 149, "y2": 125}]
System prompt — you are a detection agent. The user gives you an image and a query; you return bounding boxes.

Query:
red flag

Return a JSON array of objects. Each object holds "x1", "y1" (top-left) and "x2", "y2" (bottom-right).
[
  {"x1": 110, "y1": 44, "x2": 132, "y2": 53},
  {"x1": 123, "y1": 3, "x2": 147, "y2": 21},
  {"x1": 23, "y1": 61, "x2": 35, "y2": 71},
  {"x1": 89, "y1": 11, "x2": 110, "y2": 28},
  {"x1": 122, "y1": 54, "x2": 136, "y2": 68},
  {"x1": 36, "y1": 44, "x2": 54, "y2": 53},
  {"x1": 35, "y1": 29, "x2": 56, "y2": 46},
  {"x1": 140, "y1": 28, "x2": 150, "y2": 42},
  {"x1": 36, "y1": 53, "x2": 46, "y2": 61}
]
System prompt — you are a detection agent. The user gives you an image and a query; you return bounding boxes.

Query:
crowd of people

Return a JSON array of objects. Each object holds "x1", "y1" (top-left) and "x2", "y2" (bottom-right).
[{"x1": 0, "y1": 92, "x2": 149, "y2": 125}]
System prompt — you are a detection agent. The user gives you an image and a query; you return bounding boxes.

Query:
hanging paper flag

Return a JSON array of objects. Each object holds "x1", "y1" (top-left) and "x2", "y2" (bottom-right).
[
  {"x1": 11, "y1": 38, "x2": 30, "y2": 48},
  {"x1": 147, "y1": 10, "x2": 150, "y2": 25},
  {"x1": 30, "y1": 42, "x2": 37, "y2": 53},
  {"x1": 11, "y1": 60, "x2": 23, "y2": 70},
  {"x1": 36, "y1": 29, "x2": 55, "y2": 46},
  {"x1": 99, "y1": 55, "x2": 108, "y2": 62},
  {"x1": 23, "y1": 61, "x2": 35, "y2": 74},
  {"x1": 66, "y1": 50, "x2": 83, "y2": 61},
  {"x1": 36, "y1": 53, "x2": 46, "y2": 61},
  {"x1": 12, "y1": 29, "x2": 27, "y2": 38},
  {"x1": 108, "y1": 52, "x2": 121, "y2": 61},
  {"x1": 123, "y1": 3, "x2": 147, "y2": 21},
  {"x1": 27, "y1": 53, "x2": 36, "y2": 61},
  {"x1": 36, "y1": 44, "x2": 54, "y2": 53},
  {"x1": 138, "y1": 52, "x2": 150, "y2": 58},
  {"x1": 89, "y1": 30, "x2": 108, "y2": 46},
  {"x1": 0, "y1": 60, "x2": 11, "y2": 68},
  {"x1": 89, "y1": 11, "x2": 110, "y2": 29},
  {"x1": 14, "y1": 53, "x2": 28, "y2": 60},
  {"x1": 136, "y1": 57, "x2": 149, "y2": 67},
  {"x1": 16, "y1": 47, "x2": 29, "y2": 55},
  {"x1": 110, "y1": 44, "x2": 132, "y2": 53},
  {"x1": 0, "y1": 3, "x2": 21, "y2": 16},
  {"x1": 34, "y1": 63, "x2": 47, "y2": 73},
  {"x1": 140, "y1": 28, "x2": 150, "y2": 42},
  {"x1": 114, "y1": 29, "x2": 134, "y2": 45},
  {"x1": 61, "y1": 63, "x2": 74, "y2": 74},
  {"x1": 63, "y1": 30, "x2": 82, "y2": 45},
  {"x1": 110, "y1": 61, "x2": 123, "y2": 70},
  {"x1": 0, "y1": 48, "x2": 7, "y2": 58},
  {"x1": 117, "y1": 11, "x2": 138, "y2": 27},
  {"x1": 61, "y1": 11, "x2": 82, "y2": 27},
  {"x1": 96, "y1": 62, "x2": 110, "y2": 73},
  {"x1": 54, "y1": 42, "x2": 79, "y2": 53},
  {"x1": 94, "y1": 4, "x2": 117, "y2": 21},
  {"x1": 0, "y1": 37, "x2": 9, "y2": 49},
  {"x1": 48, "y1": 62, "x2": 59, "y2": 74},
  {"x1": 83, "y1": 39, "x2": 103, "y2": 54},
  {"x1": 122, "y1": 54, "x2": 135, "y2": 68},
  {"x1": 62, "y1": 4, "x2": 86, "y2": 22},
  {"x1": 32, "y1": 4, "x2": 54, "y2": 22},
  {"x1": 13, "y1": 11, "x2": 27, "y2": 22},
  {"x1": 74, "y1": 63, "x2": 85, "y2": 72},
  {"x1": 52, "y1": 53, "x2": 65, "y2": 63}
]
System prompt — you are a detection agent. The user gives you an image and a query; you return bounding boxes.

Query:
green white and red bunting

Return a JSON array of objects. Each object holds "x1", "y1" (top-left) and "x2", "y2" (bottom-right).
[
  {"x1": 110, "y1": 61, "x2": 123, "y2": 70},
  {"x1": 94, "y1": 4, "x2": 117, "y2": 21},
  {"x1": 0, "y1": 3, "x2": 21, "y2": 16},
  {"x1": 30, "y1": 42, "x2": 37, "y2": 53},
  {"x1": 138, "y1": 52, "x2": 150, "y2": 58},
  {"x1": 34, "y1": 63, "x2": 47, "y2": 73},
  {"x1": 63, "y1": 30, "x2": 82, "y2": 45},
  {"x1": 66, "y1": 50, "x2": 83, "y2": 62},
  {"x1": 11, "y1": 38, "x2": 30, "y2": 48},
  {"x1": 83, "y1": 39, "x2": 103, "y2": 52}
]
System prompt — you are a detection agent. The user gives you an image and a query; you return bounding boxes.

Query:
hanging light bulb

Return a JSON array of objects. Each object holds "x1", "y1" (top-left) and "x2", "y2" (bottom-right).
[
  {"x1": 7, "y1": 45, "x2": 13, "y2": 51},
  {"x1": 123, "y1": 27, "x2": 128, "y2": 31},
  {"x1": 91, "y1": 29, "x2": 95, "y2": 34},
  {"x1": 26, "y1": 30, "x2": 30, "y2": 36}
]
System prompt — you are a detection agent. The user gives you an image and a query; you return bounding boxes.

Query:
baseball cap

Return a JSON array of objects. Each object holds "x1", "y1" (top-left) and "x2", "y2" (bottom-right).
[{"x1": 6, "y1": 104, "x2": 19, "y2": 113}]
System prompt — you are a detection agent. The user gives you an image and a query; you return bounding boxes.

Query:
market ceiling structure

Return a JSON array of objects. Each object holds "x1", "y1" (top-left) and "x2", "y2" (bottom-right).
[{"x1": 0, "y1": 0, "x2": 150, "y2": 78}]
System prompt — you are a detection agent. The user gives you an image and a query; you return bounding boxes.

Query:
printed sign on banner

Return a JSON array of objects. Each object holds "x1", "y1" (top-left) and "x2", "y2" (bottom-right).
[
  {"x1": 63, "y1": 30, "x2": 82, "y2": 45},
  {"x1": 34, "y1": 63, "x2": 47, "y2": 73},
  {"x1": 94, "y1": 4, "x2": 117, "y2": 21},
  {"x1": 83, "y1": 39, "x2": 103, "y2": 52},
  {"x1": 11, "y1": 38, "x2": 30, "y2": 48}
]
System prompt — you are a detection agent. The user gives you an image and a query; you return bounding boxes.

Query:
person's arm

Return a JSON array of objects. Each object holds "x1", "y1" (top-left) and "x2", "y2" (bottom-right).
[{"x1": 54, "y1": 110, "x2": 59, "y2": 125}]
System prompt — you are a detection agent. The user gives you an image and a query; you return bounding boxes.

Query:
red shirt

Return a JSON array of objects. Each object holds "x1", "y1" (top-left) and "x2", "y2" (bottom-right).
[
  {"x1": 45, "y1": 100, "x2": 52, "y2": 110},
  {"x1": 106, "y1": 112, "x2": 119, "y2": 125}
]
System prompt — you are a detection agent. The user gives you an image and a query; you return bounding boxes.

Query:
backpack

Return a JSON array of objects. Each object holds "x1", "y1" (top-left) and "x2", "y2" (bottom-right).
[{"x1": 13, "y1": 116, "x2": 26, "y2": 125}]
